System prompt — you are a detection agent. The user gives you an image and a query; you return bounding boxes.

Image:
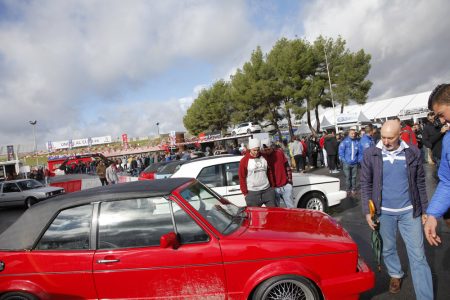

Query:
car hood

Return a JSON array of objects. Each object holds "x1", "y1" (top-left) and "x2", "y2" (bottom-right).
[
  {"x1": 31, "y1": 186, "x2": 64, "y2": 193},
  {"x1": 220, "y1": 207, "x2": 356, "y2": 261},
  {"x1": 292, "y1": 173, "x2": 339, "y2": 185}
]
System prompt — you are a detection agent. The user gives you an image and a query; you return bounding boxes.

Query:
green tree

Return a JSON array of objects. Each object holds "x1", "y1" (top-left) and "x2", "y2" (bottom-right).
[
  {"x1": 183, "y1": 80, "x2": 232, "y2": 135},
  {"x1": 267, "y1": 38, "x2": 314, "y2": 140},
  {"x1": 230, "y1": 47, "x2": 285, "y2": 140},
  {"x1": 304, "y1": 36, "x2": 372, "y2": 133}
]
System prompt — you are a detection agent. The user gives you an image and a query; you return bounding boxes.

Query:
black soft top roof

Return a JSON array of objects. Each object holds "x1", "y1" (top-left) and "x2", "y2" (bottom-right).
[{"x1": 0, "y1": 178, "x2": 194, "y2": 250}]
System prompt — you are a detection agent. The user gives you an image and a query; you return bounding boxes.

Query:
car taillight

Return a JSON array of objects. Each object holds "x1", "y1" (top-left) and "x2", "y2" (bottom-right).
[{"x1": 139, "y1": 172, "x2": 155, "y2": 180}]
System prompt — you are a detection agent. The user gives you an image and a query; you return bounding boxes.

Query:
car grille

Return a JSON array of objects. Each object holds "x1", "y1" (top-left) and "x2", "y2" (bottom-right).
[{"x1": 49, "y1": 190, "x2": 64, "y2": 197}]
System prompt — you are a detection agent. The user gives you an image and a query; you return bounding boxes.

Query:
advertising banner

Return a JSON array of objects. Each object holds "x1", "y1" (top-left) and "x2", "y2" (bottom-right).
[{"x1": 46, "y1": 136, "x2": 112, "y2": 150}]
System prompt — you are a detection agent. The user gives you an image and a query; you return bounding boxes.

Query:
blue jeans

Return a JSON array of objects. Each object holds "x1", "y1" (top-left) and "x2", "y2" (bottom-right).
[
  {"x1": 379, "y1": 212, "x2": 433, "y2": 300},
  {"x1": 342, "y1": 163, "x2": 358, "y2": 191},
  {"x1": 275, "y1": 184, "x2": 294, "y2": 208}
]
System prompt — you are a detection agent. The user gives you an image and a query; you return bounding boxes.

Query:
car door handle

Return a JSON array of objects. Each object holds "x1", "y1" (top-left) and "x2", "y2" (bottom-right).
[
  {"x1": 229, "y1": 189, "x2": 240, "y2": 192},
  {"x1": 97, "y1": 259, "x2": 120, "y2": 264}
]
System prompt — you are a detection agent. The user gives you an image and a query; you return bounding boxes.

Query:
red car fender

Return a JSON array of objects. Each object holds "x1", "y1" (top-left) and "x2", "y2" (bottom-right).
[
  {"x1": 0, "y1": 279, "x2": 48, "y2": 299},
  {"x1": 241, "y1": 260, "x2": 322, "y2": 297}
]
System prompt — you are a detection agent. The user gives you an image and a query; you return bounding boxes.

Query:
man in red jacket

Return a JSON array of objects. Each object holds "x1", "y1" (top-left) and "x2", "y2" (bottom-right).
[
  {"x1": 394, "y1": 117, "x2": 418, "y2": 146},
  {"x1": 261, "y1": 140, "x2": 294, "y2": 208},
  {"x1": 239, "y1": 138, "x2": 276, "y2": 207}
]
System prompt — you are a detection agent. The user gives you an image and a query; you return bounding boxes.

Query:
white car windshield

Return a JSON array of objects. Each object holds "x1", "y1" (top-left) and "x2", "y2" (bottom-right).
[
  {"x1": 179, "y1": 182, "x2": 246, "y2": 235},
  {"x1": 17, "y1": 179, "x2": 44, "y2": 190}
]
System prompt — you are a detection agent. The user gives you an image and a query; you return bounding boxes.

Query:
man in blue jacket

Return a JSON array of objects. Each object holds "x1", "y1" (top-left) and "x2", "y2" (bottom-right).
[
  {"x1": 360, "y1": 120, "x2": 432, "y2": 298},
  {"x1": 359, "y1": 124, "x2": 375, "y2": 160},
  {"x1": 424, "y1": 83, "x2": 450, "y2": 246},
  {"x1": 338, "y1": 128, "x2": 360, "y2": 196}
]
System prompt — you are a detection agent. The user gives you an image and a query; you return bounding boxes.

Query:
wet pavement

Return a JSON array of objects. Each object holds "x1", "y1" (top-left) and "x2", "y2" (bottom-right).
[
  {"x1": 307, "y1": 163, "x2": 450, "y2": 300},
  {"x1": 0, "y1": 164, "x2": 449, "y2": 299}
]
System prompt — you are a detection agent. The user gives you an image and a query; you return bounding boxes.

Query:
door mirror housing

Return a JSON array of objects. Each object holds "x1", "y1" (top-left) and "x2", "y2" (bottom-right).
[{"x1": 160, "y1": 232, "x2": 180, "y2": 249}]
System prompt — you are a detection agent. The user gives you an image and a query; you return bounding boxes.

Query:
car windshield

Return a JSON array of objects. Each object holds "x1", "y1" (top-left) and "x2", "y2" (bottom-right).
[
  {"x1": 17, "y1": 179, "x2": 44, "y2": 190},
  {"x1": 179, "y1": 182, "x2": 245, "y2": 235},
  {"x1": 143, "y1": 162, "x2": 167, "y2": 173},
  {"x1": 158, "y1": 161, "x2": 186, "y2": 175}
]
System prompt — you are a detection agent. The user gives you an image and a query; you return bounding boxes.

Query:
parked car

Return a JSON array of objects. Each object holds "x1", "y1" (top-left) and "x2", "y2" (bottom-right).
[
  {"x1": 154, "y1": 160, "x2": 190, "y2": 179},
  {"x1": 171, "y1": 155, "x2": 346, "y2": 212},
  {"x1": 231, "y1": 122, "x2": 262, "y2": 135},
  {"x1": 138, "y1": 161, "x2": 169, "y2": 180},
  {"x1": 0, "y1": 178, "x2": 374, "y2": 299},
  {"x1": 0, "y1": 179, "x2": 65, "y2": 208}
]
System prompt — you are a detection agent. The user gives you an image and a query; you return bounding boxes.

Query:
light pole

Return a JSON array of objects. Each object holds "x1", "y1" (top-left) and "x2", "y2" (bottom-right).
[
  {"x1": 324, "y1": 47, "x2": 339, "y2": 133},
  {"x1": 29, "y1": 120, "x2": 38, "y2": 166},
  {"x1": 156, "y1": 122, "x2": 160, "y2": 137}
]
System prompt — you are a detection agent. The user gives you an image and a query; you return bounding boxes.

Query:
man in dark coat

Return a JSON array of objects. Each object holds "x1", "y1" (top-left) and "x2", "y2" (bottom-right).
[
  {"x1": 324, "y1": 130, "x2": 339, "y2": 173},
  {"x1": 360, "y1": 120, "x2": 432, "y2": 298}
]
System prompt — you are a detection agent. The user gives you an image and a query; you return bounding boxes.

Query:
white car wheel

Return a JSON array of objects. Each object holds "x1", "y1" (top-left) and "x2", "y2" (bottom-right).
[{"x1": 300, "y1": 192, "x2": 326, "y2": 212}]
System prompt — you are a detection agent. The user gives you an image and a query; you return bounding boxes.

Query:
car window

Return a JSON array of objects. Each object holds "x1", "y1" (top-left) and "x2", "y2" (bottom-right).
[
  {"x1": 98, "y1": 197, "x2": 172, "y2": 249},
  {"x1": 2, "y1": 183, "x2": 21, "y2": 193},
  {"x1": 197, "y1": 165, "x2": 224, "y2": 188},
  {"x1": 98, "y1": 197, "x2": 208, "y2": 249},
  {"x1": 225, "y1": 162, "x2": 240, "y2": 186},
  {"x1": 172, "y1": 201, "x2": 209, "y2": 244},
  {"x1": 36, "y1": 204, "x2": 93, "y2": 250}
]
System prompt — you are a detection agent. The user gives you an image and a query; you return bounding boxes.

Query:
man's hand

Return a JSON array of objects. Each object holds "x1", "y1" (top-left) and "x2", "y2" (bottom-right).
[
  {"x1": 440, "y1": 124, "x2": 449, "y2": 134},
  {"x1": 366, "y1": 214, "x2": 376, "y2": 231},
  {"x1": 424, "y1": 215, "x2": 441, "y2": 246},
  {"x1": 421, "y1": 214, "x2": 428, "y2": 225}
]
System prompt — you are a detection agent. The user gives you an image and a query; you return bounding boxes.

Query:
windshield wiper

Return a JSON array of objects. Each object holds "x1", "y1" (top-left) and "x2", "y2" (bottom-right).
[{"x1": 221, "y1": 207, "x2": 247, "y2": 234}]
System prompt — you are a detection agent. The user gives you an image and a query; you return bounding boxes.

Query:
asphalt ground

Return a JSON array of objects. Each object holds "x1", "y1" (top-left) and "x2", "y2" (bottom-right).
[{"x1": 0, "y1": 164, "x2": 448, "y2": 299}]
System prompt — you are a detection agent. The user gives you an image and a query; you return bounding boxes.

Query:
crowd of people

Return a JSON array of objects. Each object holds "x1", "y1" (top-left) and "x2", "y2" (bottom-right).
[{"x1": 236, "y1": 83, "x2": 450, "y2": 299}]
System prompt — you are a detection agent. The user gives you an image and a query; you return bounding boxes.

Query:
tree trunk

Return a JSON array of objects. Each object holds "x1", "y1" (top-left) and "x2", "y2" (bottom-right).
[
  {"x1": 286, "y1": 100, "x2": 294, "y2": 141},
  {"x1": 268, "y1": 101, "x2": 283, "y2": 142},
  {"x1": 306, "y1": 99, "x2": 316, "y2": 136},
  {"x1": 340, "y1": 103, "x2": 345, "y2": 114},
  {"x1": 315, "y1": 104, "x2": 321, "y2": 133}
]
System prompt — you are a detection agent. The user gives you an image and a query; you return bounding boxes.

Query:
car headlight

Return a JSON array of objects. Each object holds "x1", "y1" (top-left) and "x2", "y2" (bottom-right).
[{"x1": 46, "y1": 192, "x2": 51, "y2": 197}]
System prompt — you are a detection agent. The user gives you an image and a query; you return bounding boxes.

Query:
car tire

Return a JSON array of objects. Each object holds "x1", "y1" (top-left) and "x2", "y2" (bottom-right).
[
  {"x1": 252, "y1": 275, "x2": 320, "y2": 300},
  {"x1": 0, "y1": 292, "x2": 39, "y2": 300},
  {"x1": 299, "y1": 192, "x2": 327, "y2": 212},
  {"x1": 25, "y1": 197, "x2": 37, "y2": 209}
]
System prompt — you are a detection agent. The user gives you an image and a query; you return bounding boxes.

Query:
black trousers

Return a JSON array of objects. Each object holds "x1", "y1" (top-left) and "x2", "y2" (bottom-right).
[{"x1": 328, "y1": 155, "x2": 336, "y2": 170}]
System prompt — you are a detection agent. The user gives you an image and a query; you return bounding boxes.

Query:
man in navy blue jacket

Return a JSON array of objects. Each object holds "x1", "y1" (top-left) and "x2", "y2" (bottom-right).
[
  {"x1": 424, "y1": 83, "x2": 450, "y2": 246},
  {"x1": 360, "y1": 120, "x2": 432, "y2": 298}
]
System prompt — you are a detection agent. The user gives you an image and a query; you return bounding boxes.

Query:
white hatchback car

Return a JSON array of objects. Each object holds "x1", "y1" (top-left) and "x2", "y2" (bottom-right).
[
  {"x1": 171, "y1": 155, "x2": 346, "y2": 212},
  {"x1": 231, "y1": 122, "x2": 262, "y2": 135}
]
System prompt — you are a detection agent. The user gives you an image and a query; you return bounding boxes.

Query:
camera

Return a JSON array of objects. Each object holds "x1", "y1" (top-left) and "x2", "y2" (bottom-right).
[{"x1": 433, "y1": 116, "x2": 443, "y2": 128}]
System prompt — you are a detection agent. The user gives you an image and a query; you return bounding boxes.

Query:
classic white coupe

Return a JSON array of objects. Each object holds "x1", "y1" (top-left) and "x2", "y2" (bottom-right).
[{"x1": 171, "y1": 155, "x2": 346, "y2": 212}]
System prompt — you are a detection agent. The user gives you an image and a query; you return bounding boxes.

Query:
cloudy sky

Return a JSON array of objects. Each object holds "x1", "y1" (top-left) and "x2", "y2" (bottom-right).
[{"x1": 0, "y1": 0, "x2": 449, "y2": 151}]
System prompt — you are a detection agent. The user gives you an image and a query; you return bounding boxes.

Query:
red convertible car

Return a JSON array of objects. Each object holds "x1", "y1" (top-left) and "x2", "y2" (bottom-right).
[{"x1": 0, "y1": 178, "x2": 374, "y2": 300}]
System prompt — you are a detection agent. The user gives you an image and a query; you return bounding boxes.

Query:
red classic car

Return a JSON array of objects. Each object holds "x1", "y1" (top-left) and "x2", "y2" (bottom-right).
[{"x1": 0, "y1": 178, "x2": 374, "y2": 300}]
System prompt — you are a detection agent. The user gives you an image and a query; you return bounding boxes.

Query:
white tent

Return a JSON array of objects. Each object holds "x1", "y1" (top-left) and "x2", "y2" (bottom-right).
[{"x1": 300, "y1": 90, "x2": 431, "y2": 125}]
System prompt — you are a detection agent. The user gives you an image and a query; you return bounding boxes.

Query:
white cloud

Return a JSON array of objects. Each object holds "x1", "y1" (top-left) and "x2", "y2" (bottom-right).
[
  {"x1": 0, "y1": 0, "x2": 266, "y2": 148},
  {"x1": 300, "y1": 0, "x2": 450, "y2": 99}
]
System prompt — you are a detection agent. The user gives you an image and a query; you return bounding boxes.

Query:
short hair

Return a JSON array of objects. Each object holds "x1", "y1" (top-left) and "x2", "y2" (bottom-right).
[
  {"x1": 364, "y1": 124, "x2": 373, "y2": 132},
  {"x1": 428, "y1": 84, "x2": 450, "y2": 110}
]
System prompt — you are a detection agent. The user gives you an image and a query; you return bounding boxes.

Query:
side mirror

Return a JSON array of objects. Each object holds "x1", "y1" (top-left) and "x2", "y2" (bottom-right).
[{"x1": 160, "y1": 232, "x2": 180, "y2": 249}]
